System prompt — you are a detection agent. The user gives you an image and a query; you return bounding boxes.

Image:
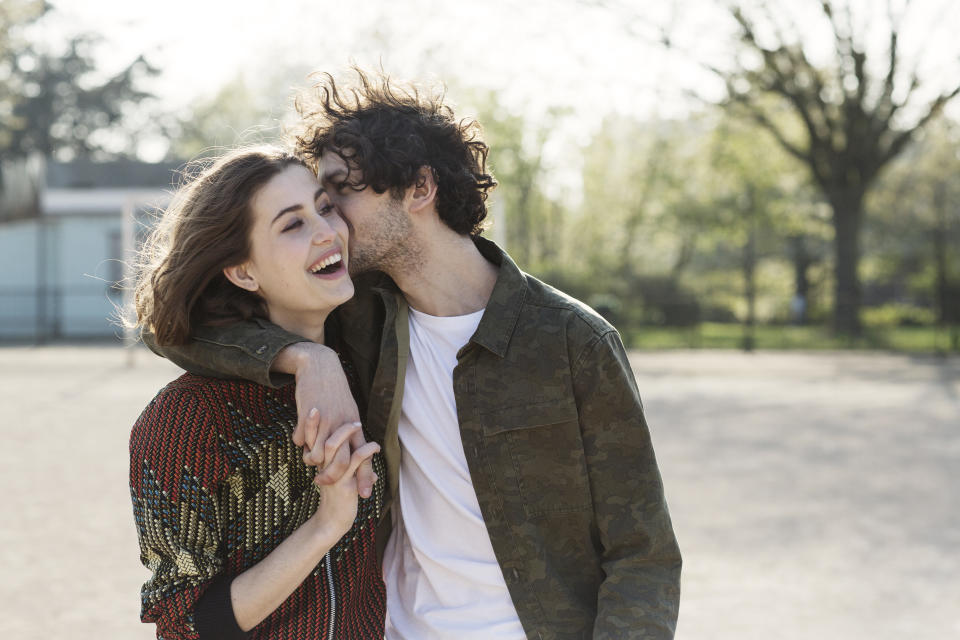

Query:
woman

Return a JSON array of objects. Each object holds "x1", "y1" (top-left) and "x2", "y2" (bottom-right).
[{"x1": 129, "y1": 147, "x2": 385, "y2": 639}]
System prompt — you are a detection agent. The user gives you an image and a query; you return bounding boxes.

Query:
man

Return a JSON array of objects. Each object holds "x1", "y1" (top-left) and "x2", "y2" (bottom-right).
[{"x1": 150, "y1": 69, "x2": 681, "y2": 639}]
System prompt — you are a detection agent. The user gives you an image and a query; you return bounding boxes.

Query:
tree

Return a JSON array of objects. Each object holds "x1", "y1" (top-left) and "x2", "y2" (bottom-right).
[
  {"x1": 711, "y1": 0, "x2": 960, "y2": 335},
  {"x1": 708, "y1": 115, "x2": 800, "y2": 348},
  {"x1": 0, "y1": 0, "x2": 48, "y2": 220},
  {"x1": 464, "y1": 89, "x2": 567, "y2": 272},
  {"x1": 578, "y1": 114, "x2": 728, "y2": 329},
  {"x1": 866, "y1": 119, "x2": 960, "y2": 349},
  {"x1": 0, "y1": 1, "x2": 160, "y2": 163}
]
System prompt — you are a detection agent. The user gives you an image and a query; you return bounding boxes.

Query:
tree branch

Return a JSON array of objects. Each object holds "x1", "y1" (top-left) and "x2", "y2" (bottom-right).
[
  {"x1": 730, "y1": 7, "x2": 832, "y2": 149},
  {"x1": 725, "y1": 88, "x2": 812, "y2": 166},
  {"x1": 881, "y1": 84, "x2": 960, "y2": 166}
]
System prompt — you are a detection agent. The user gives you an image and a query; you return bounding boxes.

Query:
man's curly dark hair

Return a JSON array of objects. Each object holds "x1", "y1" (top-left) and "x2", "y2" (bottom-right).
[{"x1": 294, "y1": 68, "x2": 497, "y2": 236}]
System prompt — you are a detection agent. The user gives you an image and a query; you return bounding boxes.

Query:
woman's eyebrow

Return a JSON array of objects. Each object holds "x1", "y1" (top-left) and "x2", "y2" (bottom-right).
[
  {"x1": 272, "y1": 204, "x2": 303, "y2": 225},
  {"x1": 271, "y1": 190, "x2": 324, "y2": 225}
]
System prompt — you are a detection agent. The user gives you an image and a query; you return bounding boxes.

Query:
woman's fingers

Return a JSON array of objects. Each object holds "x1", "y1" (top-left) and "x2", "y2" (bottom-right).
[{"x1": 304, "y1": 421, "x2": 361, "y2": 473}]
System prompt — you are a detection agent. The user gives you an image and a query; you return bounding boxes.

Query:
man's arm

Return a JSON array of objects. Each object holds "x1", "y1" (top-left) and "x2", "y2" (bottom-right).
[
  {"x1": 142, "y1": 319, "x2": 307, "y2": 388},
  {"x1": 572, "y1": 330, "x2": 681, "y2": 639},
  {"x1": 144, "y1": 319, "x2": 374, "y2": 495}
]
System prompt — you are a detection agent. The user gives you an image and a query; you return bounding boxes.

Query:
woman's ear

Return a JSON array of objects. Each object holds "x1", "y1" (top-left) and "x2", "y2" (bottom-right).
[{"x1": 223, "y1": 263, "x2": 260, "y2": 292}]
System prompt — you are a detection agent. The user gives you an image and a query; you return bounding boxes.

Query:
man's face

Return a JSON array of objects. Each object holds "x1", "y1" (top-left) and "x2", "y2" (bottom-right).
[{"x1": 318, "y1": 150, "x2": 417, "y2": 277}]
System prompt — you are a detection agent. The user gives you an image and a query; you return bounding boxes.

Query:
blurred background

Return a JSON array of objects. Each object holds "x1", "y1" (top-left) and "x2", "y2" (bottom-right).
[
  {"x1": 1, "y1": 1, "x2": 958, "y2": 639},
  {"x1": 2, "y1": 0, "x2": 959, "y2": 349}
]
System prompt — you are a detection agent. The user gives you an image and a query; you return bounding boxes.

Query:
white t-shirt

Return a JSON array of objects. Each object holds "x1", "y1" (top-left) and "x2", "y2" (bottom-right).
[{"x1": 383, "y1": 307, "x2": 527, "y2": 640}]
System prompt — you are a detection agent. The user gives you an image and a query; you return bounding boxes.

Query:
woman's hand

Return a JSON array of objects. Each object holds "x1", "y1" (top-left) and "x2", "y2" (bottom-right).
[
  {"x1": 305, "y1": 422, "x2": 381, "y2": 538},
  {"x1": 277, "y1": 342, "x2": 376, "y2": 498}
]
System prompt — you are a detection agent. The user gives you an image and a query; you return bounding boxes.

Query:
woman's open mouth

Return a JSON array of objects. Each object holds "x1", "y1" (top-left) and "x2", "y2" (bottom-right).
[{"x1": 308, "y1": 251, "x2": 345, "y2": 279}]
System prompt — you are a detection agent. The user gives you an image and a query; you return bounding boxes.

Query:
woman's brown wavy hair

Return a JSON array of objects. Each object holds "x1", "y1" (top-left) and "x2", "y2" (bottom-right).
[{"x1": 134, "y1": 147, "x2": 304, "y2": 345}]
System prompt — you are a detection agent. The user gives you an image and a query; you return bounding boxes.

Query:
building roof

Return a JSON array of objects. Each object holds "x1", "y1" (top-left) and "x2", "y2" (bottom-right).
[
  {"x1": 45, "y1": 160, "x2": 182, "y2": 189},
  {"x1": 41, "y1": 189, "x2": 171, "y2": 218}
]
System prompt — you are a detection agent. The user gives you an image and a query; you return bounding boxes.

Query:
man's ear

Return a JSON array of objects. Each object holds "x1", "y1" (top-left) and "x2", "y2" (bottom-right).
[
  {"x1": 223, "y1": 263, "x2": 260, "y2": 292},
  {"x1": 407, "y1": 166, "x2": 438, "y2": 214}
]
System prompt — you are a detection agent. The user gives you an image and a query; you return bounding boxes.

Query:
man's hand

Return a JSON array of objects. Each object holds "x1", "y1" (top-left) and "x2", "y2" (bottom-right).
[{"x1": 273, "y1": 342, "x2": 376, "y2": 498}]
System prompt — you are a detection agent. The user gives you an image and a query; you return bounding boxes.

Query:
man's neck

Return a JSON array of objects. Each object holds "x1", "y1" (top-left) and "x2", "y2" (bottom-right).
[{"x1": 387, "y1": 230, "x2": 498, "y2": 317}]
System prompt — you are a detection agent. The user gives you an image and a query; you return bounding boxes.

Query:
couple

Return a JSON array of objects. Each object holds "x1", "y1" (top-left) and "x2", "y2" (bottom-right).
[{"x1": 130, "y1": 69, "x2": 681, "y2": 640}]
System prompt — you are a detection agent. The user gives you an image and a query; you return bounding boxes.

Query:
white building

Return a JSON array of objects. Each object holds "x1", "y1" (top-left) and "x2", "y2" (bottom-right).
[{"x1": 0, "y1": 160, "x2": 175, "y2": 342}]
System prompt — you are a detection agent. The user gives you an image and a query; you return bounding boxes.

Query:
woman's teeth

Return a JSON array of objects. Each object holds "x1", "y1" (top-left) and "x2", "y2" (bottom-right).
[{"x1": 310, "y1": 252, "x2": 342, "y2": 274}]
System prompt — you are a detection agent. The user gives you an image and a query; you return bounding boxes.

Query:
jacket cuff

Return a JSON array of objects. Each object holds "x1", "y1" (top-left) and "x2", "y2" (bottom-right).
[{"x1": 193, "y1": 573, "x2": 251, "y2": 640}]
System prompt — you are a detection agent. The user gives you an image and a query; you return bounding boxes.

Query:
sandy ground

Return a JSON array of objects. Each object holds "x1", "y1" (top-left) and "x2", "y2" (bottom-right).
[{"x1": 0, "y1": 346, "x2": 957, "y2": 639}]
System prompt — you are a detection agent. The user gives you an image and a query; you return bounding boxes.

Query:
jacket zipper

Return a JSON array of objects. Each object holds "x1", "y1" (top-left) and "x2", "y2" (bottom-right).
[{"x1": 325, "y1": 551, "x2": 337, "y2": 640}]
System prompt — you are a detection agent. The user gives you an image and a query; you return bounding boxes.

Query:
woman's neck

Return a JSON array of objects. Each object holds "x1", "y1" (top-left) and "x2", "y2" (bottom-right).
[{"x1": 266, "y1": 309, "x2": 329, "y2": 344}]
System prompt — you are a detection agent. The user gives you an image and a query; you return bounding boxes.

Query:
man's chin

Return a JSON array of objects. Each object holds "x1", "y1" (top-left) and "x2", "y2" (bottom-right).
[{"x1": 347, "y1": 260, "x2": 373, "y2": 277}]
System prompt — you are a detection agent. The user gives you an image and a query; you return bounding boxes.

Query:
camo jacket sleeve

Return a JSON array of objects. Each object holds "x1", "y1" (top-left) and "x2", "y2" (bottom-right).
[
  {"x1": 142, "y1": 317, "x2": 307, "y2": 388},
  {"x1": 572, "y1": 330, "x2": 682, "y2": 639}
]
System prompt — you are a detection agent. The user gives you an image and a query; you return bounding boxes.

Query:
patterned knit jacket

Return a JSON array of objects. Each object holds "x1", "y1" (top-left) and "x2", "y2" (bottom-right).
[{"x1": 129, "y1": 373, "x2": 386, "y2": 640}]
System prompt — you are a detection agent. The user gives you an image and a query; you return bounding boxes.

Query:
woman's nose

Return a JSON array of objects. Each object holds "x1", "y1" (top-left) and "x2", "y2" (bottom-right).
[{"x1": 311, "y1": 218, "x2": 336, "y2": 244}]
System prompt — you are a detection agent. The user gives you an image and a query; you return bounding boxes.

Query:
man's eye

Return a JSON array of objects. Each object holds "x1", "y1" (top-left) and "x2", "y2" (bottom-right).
[{"x1": 282, "y1": 219, "x2": 303, "y2": 232}]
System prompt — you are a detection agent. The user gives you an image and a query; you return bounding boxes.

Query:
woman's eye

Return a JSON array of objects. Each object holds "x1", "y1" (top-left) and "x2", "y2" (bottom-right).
[
  {"x1": 282, "y1": 219, "x2": 303, "y2": 232},
  {"x1": 317, "y1": 201, "x2": 336, "y2": 215}
]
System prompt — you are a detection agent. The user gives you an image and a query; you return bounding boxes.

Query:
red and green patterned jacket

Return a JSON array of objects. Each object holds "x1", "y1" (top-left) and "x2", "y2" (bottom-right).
[{"x1": 130, "y1": 374, "x2": 386, "y2": 640}]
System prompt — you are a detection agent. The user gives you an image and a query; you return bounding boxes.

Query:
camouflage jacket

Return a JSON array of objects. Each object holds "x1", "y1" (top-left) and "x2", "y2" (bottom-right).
[{"x1": 147, "y1": 237, "x2": 681, "y2": 640}]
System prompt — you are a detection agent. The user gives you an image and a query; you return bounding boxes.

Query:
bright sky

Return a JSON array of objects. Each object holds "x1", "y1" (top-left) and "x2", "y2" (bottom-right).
[
  {"x1": 35, "y1": 0, "x2": 960, "y2": 166},
  {"x1": 39, "y1": 0, "x2": 723, "y2": 119}
]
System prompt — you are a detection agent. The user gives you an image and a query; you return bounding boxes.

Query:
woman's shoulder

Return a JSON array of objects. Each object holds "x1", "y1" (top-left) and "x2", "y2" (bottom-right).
[
  {"x1": 147, "y1": 373, "x2": 290, "y2": 409},
  {"x1": 134, "y1": 375, "x2": 260, "y2": 441},
  {"x1": 135, "y1": 373, "x2": 296, "y2": 441}
]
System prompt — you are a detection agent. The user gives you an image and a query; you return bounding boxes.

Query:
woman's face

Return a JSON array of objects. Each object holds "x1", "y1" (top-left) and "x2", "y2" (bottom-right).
[{"x1": 229, "y1": 164, "x2": 354, "y2": 330}]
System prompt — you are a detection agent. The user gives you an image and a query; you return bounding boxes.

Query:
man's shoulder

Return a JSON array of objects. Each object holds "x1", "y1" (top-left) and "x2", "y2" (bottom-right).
[{"x1": 518, "y1": 272, "x2": 615, "y2": 340}]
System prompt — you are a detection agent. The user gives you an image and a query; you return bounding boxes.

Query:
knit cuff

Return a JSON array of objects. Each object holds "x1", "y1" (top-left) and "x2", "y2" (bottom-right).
[{"x1": 193, "y1": 574, "x2": 251, "y2": 640}]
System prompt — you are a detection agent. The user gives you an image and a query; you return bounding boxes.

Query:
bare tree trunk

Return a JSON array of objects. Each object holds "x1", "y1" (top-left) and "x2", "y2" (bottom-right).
[
  {"x1": 742, "y1": 190, "x2": 757, "y2": 351},
  {"x1": 788, "y1": 235, "x2": 813, "y2": 325},
  {"x1": 537, "y1": 201, "x2": 561, "y2": 269},
  {"x1": 829, "y1": 189, "x2": 864, "y2": 336},
  {"x1": 932, "y1": 183, "x2": 948, "y2": 326},
  {"x1": 931, "y1": 183, "x2": 959, "y2": 352},
  {"x1": 512, "y1": 184, "x2": 532, "y2": 268},
  {"x1": 670, "y1": 234, "x2": 696, "y2": 280}
]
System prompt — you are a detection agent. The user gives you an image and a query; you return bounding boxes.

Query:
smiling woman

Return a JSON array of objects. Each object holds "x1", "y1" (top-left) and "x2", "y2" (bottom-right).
[
  {"x1": 128, "y1": 146, "x2": 385, "y2": 640},
  {"x1": 220, "y1": 162, "x2": 354, "y2": 344}
]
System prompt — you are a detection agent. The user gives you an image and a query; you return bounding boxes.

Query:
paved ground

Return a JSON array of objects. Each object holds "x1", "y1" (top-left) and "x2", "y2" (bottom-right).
[{"x1": 0, "y1": 346, "x2": 957, "y2": 639}]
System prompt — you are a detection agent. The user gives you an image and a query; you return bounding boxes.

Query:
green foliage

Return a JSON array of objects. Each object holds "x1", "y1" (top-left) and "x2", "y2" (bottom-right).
[
  {"x1": 862, "y1": 304, "x2": 936, "y2": 329},
  {"x1": 626, "y1": 322, "x2": 955, "y2": 353},
  {"x1": 569, "y1": 105, "x2": 832, "y2": 337},
  {"x1": 459, "y1": 88, "x2": 569, "y2": 274},
  {"x1": 864, "y1": 119, "x2": 960, "y2": 322}
]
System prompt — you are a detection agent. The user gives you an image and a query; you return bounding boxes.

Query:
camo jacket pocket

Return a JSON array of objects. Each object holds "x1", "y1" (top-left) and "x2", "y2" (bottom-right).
[{"x1": 481, "y1": 400, "x2": 592, "y2": 517}]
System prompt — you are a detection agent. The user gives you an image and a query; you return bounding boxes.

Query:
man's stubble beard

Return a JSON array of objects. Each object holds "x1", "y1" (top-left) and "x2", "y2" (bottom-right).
[{"x1": 347, "y1": 197, "x2": 424, "y2": 279}]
